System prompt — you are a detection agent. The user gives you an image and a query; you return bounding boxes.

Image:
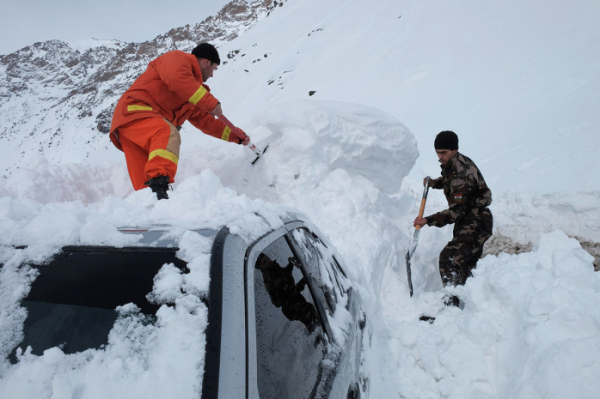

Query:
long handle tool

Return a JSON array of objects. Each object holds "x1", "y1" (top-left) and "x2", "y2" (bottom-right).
[
  {"x1": 405, "y1": 177, "x2": 431, "y2": 297},
  {"x1": 217, "y1": 114, "x2": 269, "y2": 164}
]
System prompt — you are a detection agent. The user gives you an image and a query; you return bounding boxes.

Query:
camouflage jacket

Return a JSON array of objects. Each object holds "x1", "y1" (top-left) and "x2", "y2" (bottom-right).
[{"x1": 426, "y1": 152, "x2": 492, "y2": 228}]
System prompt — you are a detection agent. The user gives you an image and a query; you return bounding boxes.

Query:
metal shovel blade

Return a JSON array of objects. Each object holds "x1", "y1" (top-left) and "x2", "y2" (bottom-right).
[
  {"x1": 405, "y1": 229, "x2": 420, "y2": 297},
  {"x1": 405, "y1": 176, "x2": 430, "y2": 297},
  {"x1": 251, "y1": 144, "x2": 269, "y2": 164}
]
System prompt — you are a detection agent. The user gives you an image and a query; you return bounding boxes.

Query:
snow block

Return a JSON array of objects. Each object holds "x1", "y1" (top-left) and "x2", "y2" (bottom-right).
[{"x1": 253, "y1": 99, "x2": 418, "y2": 195}]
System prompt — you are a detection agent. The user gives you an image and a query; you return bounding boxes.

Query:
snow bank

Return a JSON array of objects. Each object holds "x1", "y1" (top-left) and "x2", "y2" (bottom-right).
[
  {"x1": 251, "y1": 100, "x2": 418, "y2": 195},
  {"x1": 493, "y1": 191, "x2": 600, "y2": 244},
  {"x1": 0, "y1": 156, "x2": 132, "y2": 204},
  {"x1": 0, "y1": 168, "x2": 288, "y2": 249},
  {"x1": 234, "y1": 100, "x2": 424, "y2": 395},
  {"x1": 387, "y1": 231, "x2": 600, "y2": 399}
]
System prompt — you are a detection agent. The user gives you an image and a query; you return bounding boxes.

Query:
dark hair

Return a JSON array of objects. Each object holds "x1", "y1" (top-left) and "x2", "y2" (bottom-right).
[
  {"x1": 191, "y1": 43, "x2": 220, "y2": 65},
  {"x1": 434, "y1": 131, "x2": 459, "y2": 150}
]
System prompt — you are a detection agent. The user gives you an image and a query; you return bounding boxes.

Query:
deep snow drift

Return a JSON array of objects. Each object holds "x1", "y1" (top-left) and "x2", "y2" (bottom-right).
[
  {"x1": 384, "y1": 230, "x2": 600, "y2": 399},
  {"x1": 1, "y1": 101, "x2": 599, "y2": 398},
  {"x1": 0, "y1": 101, "x2": 417, "y2": 397}
]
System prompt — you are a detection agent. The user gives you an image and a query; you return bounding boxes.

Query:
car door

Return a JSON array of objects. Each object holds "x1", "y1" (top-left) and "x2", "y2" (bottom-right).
[{"x1": 245, "y1": 226, "x2": 333, "y2": 399}]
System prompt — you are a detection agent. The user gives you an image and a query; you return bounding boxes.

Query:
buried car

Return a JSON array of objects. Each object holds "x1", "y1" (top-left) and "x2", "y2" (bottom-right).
[{"x1": 1, "y1": 218, "x2": 369, "y2": 399}]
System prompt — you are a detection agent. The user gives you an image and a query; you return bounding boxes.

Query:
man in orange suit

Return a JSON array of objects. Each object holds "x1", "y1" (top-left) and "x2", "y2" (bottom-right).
[{"x1": 110, "y1": 43, "x2": 250, "y2": 200}]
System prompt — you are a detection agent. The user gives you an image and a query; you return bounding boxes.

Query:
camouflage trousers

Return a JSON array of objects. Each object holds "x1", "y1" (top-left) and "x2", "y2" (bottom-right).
[{"x1": 439, "y1": 207, "x2": 493, "y2": 287}]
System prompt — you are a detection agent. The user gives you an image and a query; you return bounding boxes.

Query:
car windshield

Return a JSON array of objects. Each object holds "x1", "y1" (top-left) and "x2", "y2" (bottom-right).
[{"x1": 10, "y1": 247, "x2": 186, "y2": 362}]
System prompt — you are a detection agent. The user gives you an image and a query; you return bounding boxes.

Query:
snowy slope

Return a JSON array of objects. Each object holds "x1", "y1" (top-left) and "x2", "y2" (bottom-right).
[
  {"x1": 207, "y1": 0, "x2": 600, "y2": 194},
  {"x1": 1, "y1": 0, "x2": 600, "y2": 398}
]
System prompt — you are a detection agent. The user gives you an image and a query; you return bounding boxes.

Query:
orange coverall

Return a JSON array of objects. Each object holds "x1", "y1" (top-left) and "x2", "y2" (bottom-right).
[{"x1": 110, "y1": 50, "x2": 241, "y2": 190}]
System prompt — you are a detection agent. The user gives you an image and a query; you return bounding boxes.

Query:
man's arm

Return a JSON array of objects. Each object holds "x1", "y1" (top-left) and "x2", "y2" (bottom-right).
[
  {"x1": 188, "y1": 111, "x2": 245, "y2": 144},
  {"x1": 425, "y1": 175, "x2": 473, "y2": 228},
  {"x1": 425, "y1": 201, "x2": 468, "y2": 228}
]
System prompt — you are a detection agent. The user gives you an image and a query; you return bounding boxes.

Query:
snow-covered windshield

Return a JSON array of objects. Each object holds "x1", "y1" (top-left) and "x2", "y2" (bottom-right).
[{"x1": 0, "y1": 230, "x2": 220, "y2": 398}]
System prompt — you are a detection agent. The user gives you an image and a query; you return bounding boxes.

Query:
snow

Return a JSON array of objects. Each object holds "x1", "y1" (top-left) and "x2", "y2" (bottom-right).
[
  {"x1": 385, "y1": 230, "x2": 600, "y2": 398},
  {"x1": 68, "y1": 39, "x2": 125, "y2": 52},
  {"x1": 1, "y1": 299, "x2": 209, "y2": 399},
  {"x1": 209, "y1": 0, "x2": 600, "y2": 195},
  {"x1": 492, "y1": 191, "x2": 600, "y2": 244},
  {"x1": 0, "y1": 101, "x2": 417, "y2": 397},
  {"x1": 0, "y1": 171, "x2": 286, "y2": 397},
  {"x1": 2, "y1": 99, "x2": 598, "y2": 398},
  {"x1": 1, "y1": 0, "x2": 600, "y2": 398}
]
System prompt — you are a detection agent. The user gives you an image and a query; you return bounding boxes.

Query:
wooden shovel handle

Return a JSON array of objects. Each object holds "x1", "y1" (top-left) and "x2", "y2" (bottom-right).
[
  {"x1": 416, "y1": 198, "x2": 427, "y2": 230},
  {"x1": 415, "y1": 176, "x2": 431, "y2": 230}
]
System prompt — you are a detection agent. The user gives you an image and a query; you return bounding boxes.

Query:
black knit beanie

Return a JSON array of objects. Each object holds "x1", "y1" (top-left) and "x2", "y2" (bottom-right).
[
  {"x1": 434, "y1": 131, "x2": 459, "y2": 150},
  {"x1": 191, "y1": 43, "x2": 220, "y2": 65}
]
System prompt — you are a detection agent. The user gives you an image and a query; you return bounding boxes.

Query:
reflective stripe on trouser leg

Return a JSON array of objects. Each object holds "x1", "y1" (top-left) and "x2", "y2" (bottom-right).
[
  {"x1": 117, "y1": 118, "x2": 180, "y2": 190},
  {"x1": 144, "y1": 119, "x2": 181, "y2": 184}
]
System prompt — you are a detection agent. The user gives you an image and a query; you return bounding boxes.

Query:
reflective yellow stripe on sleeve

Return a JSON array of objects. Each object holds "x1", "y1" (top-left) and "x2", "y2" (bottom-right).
[
  {"x1": 189, "y1": 86, "x2": 208, "y2": 105},
  {"x1": 149, "y1": 149, "x2": 179, "y2": 165},
  {"x1": 127, "y1": 105, "x2": 153, "y2": 112},
  {"x1": 221, "y1": 126, "x2": 231, "y2": 142}
]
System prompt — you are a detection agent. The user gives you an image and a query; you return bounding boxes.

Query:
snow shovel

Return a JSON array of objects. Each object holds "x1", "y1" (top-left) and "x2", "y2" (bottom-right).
[
  {"x1": 406, "y1": 177, "x2": 430, "y2": 297},
  {"x1": 217, "y1": 114, "x2": 268, "y2": 164}
]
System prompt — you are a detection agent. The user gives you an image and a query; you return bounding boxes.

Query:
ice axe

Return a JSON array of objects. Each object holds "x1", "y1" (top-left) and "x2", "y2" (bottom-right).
[
  {"x1": 217, "y1": 114, "x2": 268, "y2": 164},
  {"x1": 405, "y1": 177, "x2": 430, "y2": 297}
]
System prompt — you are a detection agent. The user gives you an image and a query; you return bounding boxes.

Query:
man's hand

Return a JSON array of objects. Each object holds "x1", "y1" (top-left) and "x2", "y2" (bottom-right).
[
  {"x1": 413, "y1": 217, "x2": 427, "y2": 228},
  {"x1": 210, "y1": 102, "x2": 223, "y2": 116},
  {"x1": 237, "y1": 128, "x2": 251, "y2": 146},
  {"x1": 423, "y1": 177, "x2": 431, "y2": 187}
]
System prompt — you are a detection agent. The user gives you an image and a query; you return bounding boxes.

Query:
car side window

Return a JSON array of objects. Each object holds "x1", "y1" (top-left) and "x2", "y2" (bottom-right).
[
  {"x1": 291, "y1": 229, "x2": 349, "y2": 313},
  {"x1": 253, "y1": 236, "x2": 324, "y2": 399}
]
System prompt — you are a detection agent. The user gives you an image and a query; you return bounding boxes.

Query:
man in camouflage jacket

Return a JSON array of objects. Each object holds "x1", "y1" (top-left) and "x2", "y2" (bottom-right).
[{"x1": 414, "y1": 131, "x2": 493, "y2": 297}]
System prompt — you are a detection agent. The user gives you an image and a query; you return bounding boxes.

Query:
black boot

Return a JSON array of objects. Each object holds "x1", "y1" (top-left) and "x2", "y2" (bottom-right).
[
  {"x1": 420, "y1": 295, "x2": 460, "y2": 324},
  {"x1": 443, "y1": 295, "x2": 460, "y2": 307},
  {"x1": 146, "y1": 176, "x2": 170, "y2": 200}
]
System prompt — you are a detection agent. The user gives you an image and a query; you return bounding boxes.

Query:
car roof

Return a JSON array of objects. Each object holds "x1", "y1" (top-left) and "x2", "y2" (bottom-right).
[
  {"x1": 114, "y1": 211, "x2": 305, "y2": 249},
  {"x1": 117, "y1": 226, "x2": 219, "y2": 247}
]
